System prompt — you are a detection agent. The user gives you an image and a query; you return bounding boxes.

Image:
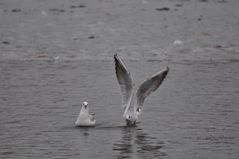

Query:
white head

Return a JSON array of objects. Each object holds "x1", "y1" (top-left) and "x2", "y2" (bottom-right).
[
  {"x1": 124, "y1": 113, "x2": 138, "y2": 126},
  {"x1": 83, "y1": 101, "x2": 88, "y2": 107},
  {"x1": 80, "y1": 101, "x2": 89, "y2": 114}
]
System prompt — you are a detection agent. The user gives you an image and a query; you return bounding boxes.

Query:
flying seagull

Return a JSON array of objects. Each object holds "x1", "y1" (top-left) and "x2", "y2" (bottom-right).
[
  {"x1": 75, "y1": 101, "x2": 96, "y2": 127},
  {"x1": 114, "y1": 54, "x2": 169, "y2": 126}
]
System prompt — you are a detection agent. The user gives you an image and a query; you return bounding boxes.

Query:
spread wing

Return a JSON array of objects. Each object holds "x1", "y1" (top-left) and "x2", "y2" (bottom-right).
[
  {"x1": 114, "y1": 54, "x2": 133, "y2": 108},
  {"x1": 136, "y1": 67, "x2": 169, "y2": 113}
]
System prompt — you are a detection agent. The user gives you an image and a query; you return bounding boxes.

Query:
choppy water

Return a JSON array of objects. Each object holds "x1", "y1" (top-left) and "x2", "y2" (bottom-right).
[
  {"x1": 1, "y1": 0, "x2": 239, "y2": 158},
  {"x1": 0, "y1": 55, "x2": 238, "y2": 159}
]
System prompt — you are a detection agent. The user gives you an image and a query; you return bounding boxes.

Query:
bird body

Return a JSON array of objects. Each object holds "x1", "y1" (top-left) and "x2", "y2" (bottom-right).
[
  {"x1": 114, "y1": 54, "x2": 169, "y2": 126},
  {"x1": 75, "y1": 102, "x2": 96, "y2": 127}
]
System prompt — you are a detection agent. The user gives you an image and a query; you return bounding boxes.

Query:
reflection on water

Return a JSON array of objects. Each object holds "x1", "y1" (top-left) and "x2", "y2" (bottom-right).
[
  {"x1": 76, "y1": 127, "x2": 90, "y2": 137},
  {"x1": 0, "y1": 58, "x2": 238, "y2": 159},
  {"x1": 113, "y1": 126, "x2": 166, "y2": 159}
]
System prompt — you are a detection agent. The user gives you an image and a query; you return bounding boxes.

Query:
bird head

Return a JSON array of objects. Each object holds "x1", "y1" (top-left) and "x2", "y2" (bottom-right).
[
  {"x1": 80, "y1": 101, "x2": 89, "y2": 114},
  {"x1": 83, "y1": 101, "x2": 88, "y2": 109}
]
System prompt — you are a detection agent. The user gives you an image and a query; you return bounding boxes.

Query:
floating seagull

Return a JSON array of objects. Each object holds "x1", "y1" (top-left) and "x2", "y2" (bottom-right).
[
  {"x1": 114, "y1": 54, "x2": 169, "y2": 126},
  {"x1": 75, "y1": 101, "x2": 96, "y2": 127}
]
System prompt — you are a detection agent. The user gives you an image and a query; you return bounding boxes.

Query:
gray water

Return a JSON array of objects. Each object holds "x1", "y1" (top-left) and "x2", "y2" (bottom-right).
[
  {"x1": 0, "y1": 56, "x2": 239, "y2": 159},
  {"x1": 1, "y1": 0, "x2": 239, "y2": 158}
]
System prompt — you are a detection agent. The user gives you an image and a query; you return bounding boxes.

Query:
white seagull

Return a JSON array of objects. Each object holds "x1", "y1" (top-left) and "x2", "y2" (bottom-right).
[
  {"x1": 75, "y1": 101, "x2": 96, "y2": 127},
  {"x1": 114, "y1": 54, "x2": 169, "y2": 126}
]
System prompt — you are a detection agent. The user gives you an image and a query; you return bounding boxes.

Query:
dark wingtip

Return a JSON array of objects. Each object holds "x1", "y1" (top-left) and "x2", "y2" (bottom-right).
[
  {"x1": 163, "y1": 67, "x2": 169, "y2": 79},
  {"x1": 114, "y1": 54, "x2": 119, "y2": 64},
  {"x1": 166, "y1": 67, "x2": 169, "y2": 74},
  {"x1": 114, "y1": 53, "x2": 118, "y2": 64},
  {"x1": 165, "y1": 66, "x2": 169, "y2": 72},
  {"x1": 162, "y1": 67, "x2": 169, "y2": 75},
  {"x1": 114, "y1": 54, "x2": 120, "y2": 72},
  {"x1": 164, "y1": 66, "x2": 169, "y2": 74},
  {"x1": 156, "y1": 66, "x2": 169, "y2": 80},
  {"x1": 114, "y1": 53, "x2": 118, "y2": 59}
]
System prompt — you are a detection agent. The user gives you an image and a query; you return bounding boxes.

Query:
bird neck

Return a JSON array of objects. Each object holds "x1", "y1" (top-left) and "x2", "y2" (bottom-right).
[
  {"x1": 80, "y1": 107, "x2": 89, "y2": 115},
  {"x1": 124, "y1": 92, "x2": 136, "y2": 116}
]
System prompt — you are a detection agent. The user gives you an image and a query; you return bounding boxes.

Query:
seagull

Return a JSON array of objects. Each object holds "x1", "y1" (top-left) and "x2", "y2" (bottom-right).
[
  {"x1": 114, "y1": 54, "x2": 169, "y2": 126},
  {"x1": 75, "y1": 101, "x2": 96, "y2": 127}
]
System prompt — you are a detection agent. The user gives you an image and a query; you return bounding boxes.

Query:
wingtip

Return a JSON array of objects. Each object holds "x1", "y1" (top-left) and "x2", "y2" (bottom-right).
[
  {"x1": 164, "y1": 67, "x2": 169, "y2": 76},
  {"x1": 114, "y1": 54, "x2": 119, "y2": 66},
  {"x1": 166, "y1": 66, "x2": 169, "y2": 72},
  {"x1": 153, "y1": 66, "x2": 169, "y2": 79},
  {"x1": 114, "y1": 54, "x2": 119, "y2": 63},
  {"x1": 114, "y1": 53, "x2": 118, "y2": 59},
  {"x1": 161, "y1": 66, "x2": 169, "y2": 74}
]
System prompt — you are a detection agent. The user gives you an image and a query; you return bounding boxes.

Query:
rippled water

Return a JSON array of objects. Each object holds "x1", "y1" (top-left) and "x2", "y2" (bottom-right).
[
  {"x1": 0, "y1": 56, "x2": 238, "y2": 159},
  {"x1": 1, "y1": 0, "x2": 239, "y2": 158}
]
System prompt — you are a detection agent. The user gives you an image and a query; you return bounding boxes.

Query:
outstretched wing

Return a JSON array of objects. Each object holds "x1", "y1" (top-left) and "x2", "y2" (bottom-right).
[
  {"x1": 136, "y1": 67, "x2": 169, "y2": 113},
  {"x1": 114, "y1": 54, "x2": 133, "y2": 108}
]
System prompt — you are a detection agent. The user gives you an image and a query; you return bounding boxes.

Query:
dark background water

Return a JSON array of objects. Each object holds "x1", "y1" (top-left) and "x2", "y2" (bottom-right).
[
  {"x1": 0, "y1": 0, "x2": 239, "y2": 158},
  {"x1": 1, "y1": 58, "x2": 238, "y2": 159}
]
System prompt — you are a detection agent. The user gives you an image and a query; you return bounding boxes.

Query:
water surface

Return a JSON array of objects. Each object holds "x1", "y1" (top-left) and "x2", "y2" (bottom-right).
[{"x1": 0, "y1": 56, "x2": 238, "y2": 159}]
